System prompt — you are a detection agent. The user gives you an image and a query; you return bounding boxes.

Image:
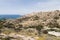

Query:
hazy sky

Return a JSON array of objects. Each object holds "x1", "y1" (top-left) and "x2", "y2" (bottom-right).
[{"x1": 0, "y1": 0, "x2": 60, "y2": 15}]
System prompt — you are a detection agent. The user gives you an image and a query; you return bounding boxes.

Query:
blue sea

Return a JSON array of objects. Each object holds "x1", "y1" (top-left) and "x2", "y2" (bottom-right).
[{"x1": 0, "y1": 15, "x2": 22, "y2": 19}]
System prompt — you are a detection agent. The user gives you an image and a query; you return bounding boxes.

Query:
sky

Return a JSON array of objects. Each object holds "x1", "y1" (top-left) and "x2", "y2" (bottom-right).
[{"x1": 0, "y1": 0, "x2": 60, "y2": 15}]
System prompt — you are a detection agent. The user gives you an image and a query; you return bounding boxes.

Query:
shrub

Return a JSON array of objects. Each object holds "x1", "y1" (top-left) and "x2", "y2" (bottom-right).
[
  {"x1": 35, "y1": 25, "x2": 43, "y2": 31},
  {"x1": 4, "y1": 23, "x2": 14, "y2": 28},
  {"x1": 0, "y1": 19, "x2": 6, "y2": 29},
  {"x1": 1, "y1": 37, "x2": 10, "y2": 40},
  {"x1": 47, "y1": 19, "x2": 60, "y2": 28},
  {"x1": 35, "y1": 25, "x2": 43, "y2": 35},
  {"x1": 43, "y1": 30, "x2": 48, "y2": 34},
  {"x1": 54, "y1": 16, "x2": 59, "y2": 19}
]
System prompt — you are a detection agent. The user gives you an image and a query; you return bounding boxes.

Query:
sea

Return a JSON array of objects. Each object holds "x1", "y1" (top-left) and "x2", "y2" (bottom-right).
[{"x1": 0, "y1": 15, "x2": 22, "y2": 19}]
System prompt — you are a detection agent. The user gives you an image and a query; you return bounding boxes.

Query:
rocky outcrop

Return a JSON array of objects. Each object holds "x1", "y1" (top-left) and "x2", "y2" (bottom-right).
[
  {"x1": 0, "y1": 10, "x2": 60, "y2": 40},
  {"x1": 14, "y1": 10, "x2": 60, "y2": 27},
  {"x1": 0, "y1": 33, "x2": 35, "y2": 40}
]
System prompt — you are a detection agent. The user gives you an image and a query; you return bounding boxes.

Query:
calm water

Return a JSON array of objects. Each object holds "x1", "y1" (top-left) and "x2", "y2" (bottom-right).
[{"x1": 0, "y1": 15, "x2": 22, "y2": 19}]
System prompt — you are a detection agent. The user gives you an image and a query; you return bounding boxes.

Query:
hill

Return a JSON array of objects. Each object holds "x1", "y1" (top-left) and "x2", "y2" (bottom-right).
[
  {"x1": 0, "y1": 10, "x2": 60, "y2": 40},
  {"x1": 5, "y1": 10, "x2": 60, "y2": 28}
]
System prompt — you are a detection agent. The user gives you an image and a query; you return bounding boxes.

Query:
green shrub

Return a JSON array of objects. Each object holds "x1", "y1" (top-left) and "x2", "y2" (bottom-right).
[
  {"x1": 47, "y1": 19, "x2": 60, "y2": 28},
  {"x1": 43, "y1": 30, "x2": 48, "y2": 34},
  {"x1": 0, "y1": 18, "x2": 6, "y2": 29},
  {"x1": 54, "y1": 16, "x2": 59, "y2": 19},
  {"x1": 35, "y1": 25, "x2": 43, "y2": 35},
  {"x1": 1, "y1": 37, "x2": 10, "y2": 40}
]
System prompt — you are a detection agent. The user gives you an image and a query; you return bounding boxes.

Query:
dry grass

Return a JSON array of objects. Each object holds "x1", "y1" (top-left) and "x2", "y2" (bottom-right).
[{"x1": 35, "y1": 34, "x2": 60, "y2": 40}]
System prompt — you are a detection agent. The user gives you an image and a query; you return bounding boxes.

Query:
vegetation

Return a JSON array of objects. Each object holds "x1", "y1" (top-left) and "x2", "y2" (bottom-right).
[
  {"x1": 4, "y1": 23, "x2": 14, "y2": 28},
  {"x1": 35, "y1": 25, "x2": 43, "y2": 35},
  {"x1": 32, "y1": 16, "x2": 39, "y2": 20},
  {"x1": 47, "y1": 19, "x2": 60, "y2": 28},
  {"x1": 0, "y1": 10, "x2": 60, "y2": 40},
  {"x1": 1, "y1": 37, "x2": 10, "y2": 40},
  {"x1": 0, "y1": 19, "x2": 6, "y2": 29},
  {"x1": 43, "y1": 30, "x2": 48, "y2": 34},
  {"x1": 37, "y1": 34, "x2": 60, "y2": 40},
  {"x1": 54, "y1": 16, "x2": 59, "y2": 19}
]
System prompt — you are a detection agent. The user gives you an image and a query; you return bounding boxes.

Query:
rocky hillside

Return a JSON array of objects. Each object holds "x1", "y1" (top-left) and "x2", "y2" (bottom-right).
[
  {"x1": 1, "y1": 10, "x2": 60, "y2": 34},
  {"x1": 0, "y1": 10, "x2": 60, "y2": 40},
  {"x1": 4, "y1": 10, "x2": 60, "y2": 28}
]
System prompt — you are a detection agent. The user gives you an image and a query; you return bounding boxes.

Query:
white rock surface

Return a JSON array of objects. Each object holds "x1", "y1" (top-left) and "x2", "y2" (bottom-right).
[
  {"x1": 0, "y1": 33, "x2": 35, "y2": 40},
  {"x1": 48, "y1": 31, "x2": 60, "y2": 36}
]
